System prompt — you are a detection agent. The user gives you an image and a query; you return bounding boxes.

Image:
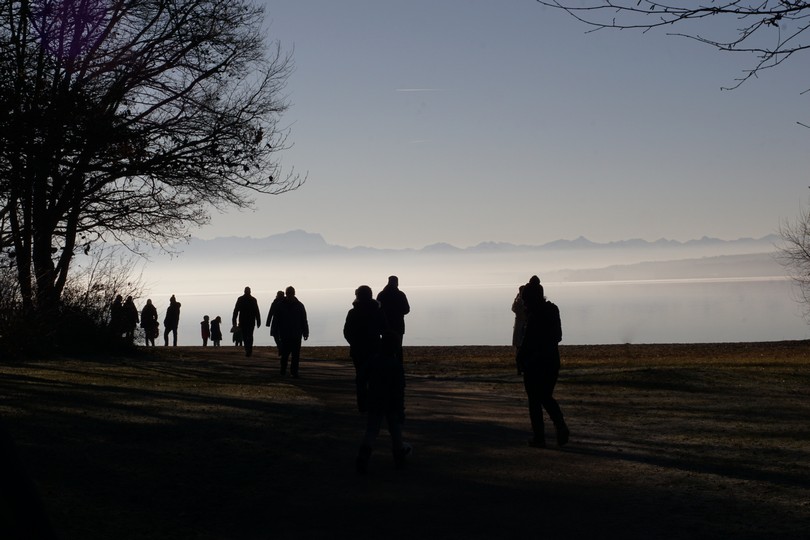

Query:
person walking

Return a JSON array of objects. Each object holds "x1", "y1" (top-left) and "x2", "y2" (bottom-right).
[
  {"x1": 163, "y1": 295, "x2": 181, "y2": 346},
  {"x1": 265, "y1": 290, "x2": 284, "y2": 356},
  {"x1": 210, "y1": 316, "x2": 223, "y2": 347},
  {"x1": 376, "y1": 275, "x2": 410, "y2": 362},
  {"x1": 232, "y1": 287, "x2": 261, "y2": 357},
  {"x1": 343, "y1": 285, "x2": 387, "y2": 413},
  {"x1": 140, "y1": 299, "x2": 159, "y2": 346},
  {"x1": 518, "y1": 276, "x2": 569, "y2": 448},
  {"x1": 276, "y1": 286, "x2": 308, "y2": 377}
]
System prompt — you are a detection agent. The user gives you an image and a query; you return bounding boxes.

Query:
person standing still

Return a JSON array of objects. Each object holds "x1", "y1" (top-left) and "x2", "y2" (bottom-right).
[
  {"x1": 376, "y1": 275, "x2": 410, "y2": 362},
  {"x1": 123, "y1": 296, "x2": 139, "y2": 343},
  {"x1": 276, "y1": 286, "x2": 309, "y2": 377},
  {"x1": 232, "y1": 287, "x2": 261, "y2": 357},
  {"x1": 201, "y1": 315, "x2": 211, "y2": 346},
  {"x1": 140, "y1": 299, "x2": 159, "y2": 346},
  {"x1": 210, "y1": 316, "x2": 223, "y2": 347},
  {"x1": 512, "y1": 285, "x2": 527, "y2": 375},
  {"x1": 518, "y1": 277, "x2": 569, "y2": 448},
  {"x1": 163, "y1": 295, "x2": 181, "y2": 346}
]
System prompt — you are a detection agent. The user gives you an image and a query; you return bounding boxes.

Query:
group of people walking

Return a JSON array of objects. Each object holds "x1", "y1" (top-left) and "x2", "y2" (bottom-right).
[{"x1": 112, "y1": 273, "x2": 569, "y2": 471}]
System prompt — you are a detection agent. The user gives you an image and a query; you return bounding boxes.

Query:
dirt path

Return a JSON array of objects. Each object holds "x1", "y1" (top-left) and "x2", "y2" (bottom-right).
[{"x1": 2, "y1": 345, "x2": 809, "y2": 539}]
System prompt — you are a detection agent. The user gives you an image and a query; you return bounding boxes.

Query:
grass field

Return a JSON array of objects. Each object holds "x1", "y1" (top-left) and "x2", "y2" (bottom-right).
[{"x1": 1, "y1": 341, "x2": 809, "y2": 539}]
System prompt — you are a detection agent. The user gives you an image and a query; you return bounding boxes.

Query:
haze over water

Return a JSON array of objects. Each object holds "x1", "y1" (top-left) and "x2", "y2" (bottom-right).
[{"x1": 134, "y1": 233, "x2": 809, "y2": 347}]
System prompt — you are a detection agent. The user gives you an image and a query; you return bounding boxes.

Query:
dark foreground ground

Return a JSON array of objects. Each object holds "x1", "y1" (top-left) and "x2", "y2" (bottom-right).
[{"x1": 1, "y1": 342, "x2": 809, "y2": 539}]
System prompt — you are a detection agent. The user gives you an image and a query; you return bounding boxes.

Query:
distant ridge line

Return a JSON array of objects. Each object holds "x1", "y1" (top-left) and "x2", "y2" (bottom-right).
[{"x1": 182, "y1": 229, "x2": 780, "y2": 254}]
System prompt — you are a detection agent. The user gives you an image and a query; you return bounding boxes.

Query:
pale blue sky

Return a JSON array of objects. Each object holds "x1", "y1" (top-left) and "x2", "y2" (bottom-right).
[{"x1": 200, "y1": 0, "x2": 810, "y2": 249}]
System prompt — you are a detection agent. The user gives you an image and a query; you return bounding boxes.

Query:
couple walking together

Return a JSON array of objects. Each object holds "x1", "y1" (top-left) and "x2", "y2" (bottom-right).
[
  {"x1": 232, "y1": 286, "x2": 308, "y2": 377},
  {"x1": 343, "y1": 275, "x2": 411, "y2": 474}
]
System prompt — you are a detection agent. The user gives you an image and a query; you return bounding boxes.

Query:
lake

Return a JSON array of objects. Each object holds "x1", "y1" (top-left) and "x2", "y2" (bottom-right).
[{"x1": 142, "y1": 277, "x2": 809, "y2": 347}]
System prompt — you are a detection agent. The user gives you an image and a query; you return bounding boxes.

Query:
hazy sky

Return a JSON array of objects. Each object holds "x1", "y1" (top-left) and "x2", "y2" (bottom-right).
[{"x1": 199, "y1": 0, "x2": 810, "y2": 249}]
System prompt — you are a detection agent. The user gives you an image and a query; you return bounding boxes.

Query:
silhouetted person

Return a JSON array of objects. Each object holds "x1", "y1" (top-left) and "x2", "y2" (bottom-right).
[
  {"x1": 518, "y1": 277, "x2": 569, "y2": 448},
  {"x1": 164, "y1": 295, "x2": 181, "y2": 346},
  {"x1": 201, "y1": 315, "x2": 210, "y2": 346},
  {"x1": 355, "y1": 332, "x2": 411, "y2": 474},
  {"x1": 343, "y1": 285, "x2": 387, "y2": 413},
  {"x1": 140, "y1": 298, "x2": 159, "y2": 346},
  {"x1": 110, "y1": 294, "x2": 124, "y2": 337},
  {"x1": 512, "y1": 284, "x2": 527, "y2": 374},
  {"x1": 376, "y1": 275, "x2": 410, "y2": 362},
  {"x1": 211, "y1": 316, "x2": 223, "y2": 347},
  {"x1": 276, "y1": 286, "x2": 309, "y2": 377},
  {"x1": 232, "y1": 286, "x2": 261, "y2": 357},
  {"x1": 265, "y1": 290, "x2": 284, "y2": 356},
  {"x1": 123, "y1": 296, "x2": 139, "y2": 342}
]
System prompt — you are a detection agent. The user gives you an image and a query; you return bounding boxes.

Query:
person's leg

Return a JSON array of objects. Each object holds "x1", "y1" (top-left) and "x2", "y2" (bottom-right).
[
  {"x1": 242, "y1": 325, "x2": 254, "y2": 356},
  {"x1": 357, "y1": 410, "x2": 384, "y2": 474},
  {"x1": 523, "y1": 370, "x2": 546, "y2": 446},
  {"x1": 290, "y1": 337, "x2": 302, "y2": 376},
  {"x1": 539, "y1": 361, "x2": 568, "y2": 446},
  {"x1": 172, "y1": 328, "x2": 178, "y2": 346},
  {"x1": 353, "y1": 357, "x2": 368, "y2": 412},
  {"x1": 164, "y1": 326, "x2": 170, "y2": 346},
  {"x1": 279, "y1": 338, "x2": 289, "y2": 375}
]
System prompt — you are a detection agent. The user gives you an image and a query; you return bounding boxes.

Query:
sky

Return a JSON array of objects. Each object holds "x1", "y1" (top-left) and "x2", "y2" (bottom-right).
[{"x1": 198, "y1": 0, "x2": 810, "y2": 250}]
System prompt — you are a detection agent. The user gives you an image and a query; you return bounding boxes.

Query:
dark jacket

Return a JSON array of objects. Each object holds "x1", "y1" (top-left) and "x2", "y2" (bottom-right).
[
  {"x1": 376, "y1": 285, "x2": 410, "y2": 335},
  {"x1": 277, "y1": 297, "x2": 309, "y2": 339},
  {"x1": 265, "y1": 297, "x2": 284, "y2": 336},
  {"x1": 518, "y1": 298, "x2": 562, "y2": 372},
  {"x1": 140, "y1": 303, "x2": 158, "y2": 329},
  {"x1": 343, "y1": 298, "x2": 388, "y2": 360},
  {"x1": 232, "y1": 294, "x2": 261, "y2": 328},
  {"x1": 164, "y1": 300, "x2": 181, "y2": 329}
]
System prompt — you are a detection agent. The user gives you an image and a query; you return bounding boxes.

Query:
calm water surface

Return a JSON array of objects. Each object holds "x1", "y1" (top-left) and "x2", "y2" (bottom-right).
[{"x1": 144, "y1": 278, "x2": 808, "y2": 347}]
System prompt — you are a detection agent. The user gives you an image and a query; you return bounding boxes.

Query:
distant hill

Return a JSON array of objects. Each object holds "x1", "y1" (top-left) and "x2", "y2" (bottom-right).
[{"x1": 168, "y1": 230, "x2": 780, "y2": 257}]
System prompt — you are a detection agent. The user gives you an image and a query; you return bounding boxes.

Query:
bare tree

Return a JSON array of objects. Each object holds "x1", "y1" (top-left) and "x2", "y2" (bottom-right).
[
  {"x1": 0, "y1": 0, "x2": 302, "y2": 314},
  {"x1": 778, "y1": 195, "x2": 810, "y2": 321},
  {"x1": 537, "y1": 1, "x2": 810, "y2": 90}
]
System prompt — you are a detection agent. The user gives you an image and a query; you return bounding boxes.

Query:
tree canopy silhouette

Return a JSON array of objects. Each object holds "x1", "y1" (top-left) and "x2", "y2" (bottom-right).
[{"x1": 0, "y1": 0, "x2": 301, "y2": 313}]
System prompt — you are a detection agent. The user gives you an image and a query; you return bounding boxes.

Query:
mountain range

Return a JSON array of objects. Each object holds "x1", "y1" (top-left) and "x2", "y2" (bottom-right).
[{"x1": 166, "y1": 229, "x2": 781, "y2": 257}]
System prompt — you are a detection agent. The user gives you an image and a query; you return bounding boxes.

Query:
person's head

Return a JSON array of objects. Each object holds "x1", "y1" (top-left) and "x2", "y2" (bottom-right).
[
  {"x1": 387, "y1": 275, "x2": 399, "y2": 287},
  {"x1": 355, "y1": 285, "x2": 373, "y2": 301},
  {"x1": 146, "y1": 299, "x2": 152, "y2": 306},
  {"x1": 170, "y1": 294, "x2": 176, "y2": 304},
  {"x1": 244, "y1": 286, "x2": 251, "y2": 295},
  {"x1": 204, "y1": 315, "x2": 209, "y2": 321},
  {"x1": 285, "y1": 286, "x2": 296, "y2": 297},
  {"x1": 115, "y1": 294, "x2": 122, "y2": 302},
  {"x1": 521, "y1": 280, "x2": 544, "y2": 308},
  {"x1": 215, "y1": 316, "x2": 221, "y2": 323},
  {"x1": 276, "y1": 291, "x2": 284, "y2": 299},
  {"x1": 529, "y1": 275, "x2": 540, "y2": 286}
]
